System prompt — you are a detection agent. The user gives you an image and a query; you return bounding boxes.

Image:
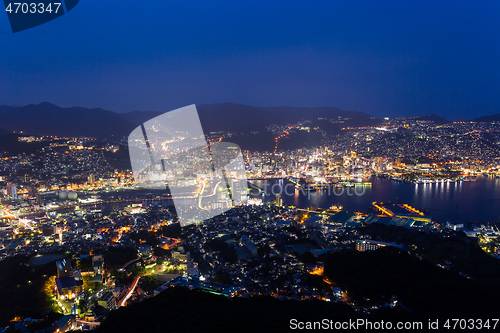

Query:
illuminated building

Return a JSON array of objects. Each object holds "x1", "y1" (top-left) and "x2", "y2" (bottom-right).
[
  {"x1": 88, "y1": 174, "x2": 96, "y2": 186},
  {"x1": 275, "y1": 194, "x2": 283, "y2": 207},
  {"x1": 98, "y1": 291, "x2": 117, "y2": 309},
  {"x1": 6, "y1": 183, "x2": 17, "y2": 200},
  {"x1": 55, "y1": 260, "x2": 82, "y2": 300}
]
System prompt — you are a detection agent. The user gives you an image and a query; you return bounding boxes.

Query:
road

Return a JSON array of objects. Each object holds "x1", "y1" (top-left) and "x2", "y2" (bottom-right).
[
  {"x1": 76, "y1": 319, "x2": 100, "y2": 329},
  {"x1": 121, "y1": 255, "x2": 141, "y2": 270},
  {"x1": 118, "y1": 275, "x2": 141, "y2": 307}
]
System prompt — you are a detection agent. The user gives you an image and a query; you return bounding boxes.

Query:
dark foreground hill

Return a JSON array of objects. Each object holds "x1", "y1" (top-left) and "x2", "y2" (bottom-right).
[
  {"x1": 0, "y1": 255, "x2": 56, "y2": 326},
  {"x1": 97, "y1": 287, "x2": 359, "y2": 333},
  {"x1": 324, "y1": 247, "x2": 500, "y2": 318},
  {"x1": 97, "y1": 244, "x2": 500, "y2": 333}
]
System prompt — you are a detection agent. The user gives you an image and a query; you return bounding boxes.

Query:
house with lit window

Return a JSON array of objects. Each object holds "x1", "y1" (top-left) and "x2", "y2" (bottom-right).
[{"x1": 55, "y1": 259, "x2": 82, "y2": 300}]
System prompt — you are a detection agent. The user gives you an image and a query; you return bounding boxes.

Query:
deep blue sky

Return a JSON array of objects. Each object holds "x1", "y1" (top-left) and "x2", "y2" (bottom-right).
[{"x1": 1, "y1": 1, "x2": 499, "y2": 120}]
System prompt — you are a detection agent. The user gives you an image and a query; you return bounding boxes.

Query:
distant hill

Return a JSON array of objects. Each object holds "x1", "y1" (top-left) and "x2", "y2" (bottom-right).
[
  {"x1": 0, "y1": 102, "x2": 375, "y2": 143},
  {"x1": 470, "y1": 114, "x2": 500, "y2": 123},
  {"x1": 262, "y1": 105, "x2": 372, "y2": 120},
  {"x1": 197, "y1": 103, "x2": 283, "y2": 133},
  {"x1": 118, "y1": 103, "x2": 284, "y2": 133},
  {"x1": 413, "y1": 114, "x2": 449, "y2": 125},
  {"x1": 196, "y1": 103, "x2": 375, "y2": 133},
  {"x1": 118, "y1": 110, "x2": 163, "y2": 125},
  {"x1": 0, "y1": 134, "x2": 50, "y2": 155},
  {"x1": 0, "y1": 128, "x2": 11, "y2": 136},
  {"x1": 213, "y1": 108, "x2": 382, "y2": 151},
  {"x1": 0, "y1": 102, "x2": 136, "y2": 140}
]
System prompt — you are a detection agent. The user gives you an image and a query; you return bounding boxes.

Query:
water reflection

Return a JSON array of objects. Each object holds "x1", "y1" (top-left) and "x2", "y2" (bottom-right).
[{"x1": 250, "y1": 177, "x2": 500, "y2": 224}]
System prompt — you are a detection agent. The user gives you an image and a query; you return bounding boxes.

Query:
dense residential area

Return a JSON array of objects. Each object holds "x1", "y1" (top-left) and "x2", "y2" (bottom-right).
[{"x1": 1, "y1": 116, "x2": 500, "y2": 332}]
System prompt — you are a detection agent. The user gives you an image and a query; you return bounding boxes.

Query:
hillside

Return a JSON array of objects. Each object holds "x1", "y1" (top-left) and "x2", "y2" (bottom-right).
[
  {"x1": 262, "y1": 105, "x2": 372, "y2": 121},
  {"x1": 324, "y1": 224, "x2": 500, "y2": 318},
  {"x1": 197, "y1": 103, "x2": 283, "y2": 133},
  {"x1": 197, "y1": 103, "x2": 376, "y2": 133},
  {"x1": 414, "y1": 114, "x2": 449, "y2": 125},
  {"x1": 0, "y1": 102, "x2": 136, "y2": 140},
  {"x1": 97, "y1": 286, "x2": 359, "y2": 333},
  {"x1": 0, "y1": 103, "x2": 375, "y2": 148},
  {"x1": 0, "y1": 134, "x2": 53, "y2": 155},
  {"x1": 118, "y1": 110, "x2": 163, "y2": 125},
  {"x1": 470, "y1": 114, "x2": 500, "y2": 123},
  {"x1": 0, "y1": 128, "x2": 11, "y2": 136},
  {"x1": 0, "y1": 255, "x2": 56, "y2": 326}
]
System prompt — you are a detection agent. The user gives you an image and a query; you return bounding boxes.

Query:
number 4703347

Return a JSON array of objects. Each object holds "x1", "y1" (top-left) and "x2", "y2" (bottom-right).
[{"x1": 5, "y1": 3, "x2": 62, "y2": 14}]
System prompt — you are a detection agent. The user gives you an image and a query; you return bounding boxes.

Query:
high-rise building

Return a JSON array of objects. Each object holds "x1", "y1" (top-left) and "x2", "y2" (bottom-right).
[
  {"x1": 56, "y1": 259, "x2": 73, "y2": 278},
  {"x1": 55, "y1": 260, "x2": 82, "y2": 300},
  {"x1": 88, "y1": 174, "x2": 96, "y2": 186},
  {"x1": 92, "y1": 255, "x2": 105, "y2": 275},
  {"x1": 6, "y1": 183, "x2": 17, "y2": 200},
  {"x1": 275, "y1": 194, "x2": 283, "y2": 207}
]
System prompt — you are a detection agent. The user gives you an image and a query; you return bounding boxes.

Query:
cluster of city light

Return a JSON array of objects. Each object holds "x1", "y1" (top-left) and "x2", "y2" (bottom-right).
[
  {"x1": 401, "y1": 203, "x2": 425, "y2": 216},
  {"x1": 308, "y1": 267, "x2": 324, "y2": 276},
  {"x1": 274, "y1": 131, "x2": 289, "y2": 153},
  {"x1": 118, "y1": 276, "x2": 141, "y2": 307},
  {"x1": 372, "y1": 202, "x2": 395, "y2": 217}
]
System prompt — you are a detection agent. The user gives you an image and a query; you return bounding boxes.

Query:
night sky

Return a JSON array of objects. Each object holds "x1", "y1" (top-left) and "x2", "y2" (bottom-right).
[{"x1": 1, "y1": 0, "x2": 499, "y2": 120}]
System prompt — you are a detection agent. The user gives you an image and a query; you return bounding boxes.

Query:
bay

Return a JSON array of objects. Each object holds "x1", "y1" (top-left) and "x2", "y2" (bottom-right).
[{"x1": 250, "y1": 176, "x2": 500, "y2": 224}]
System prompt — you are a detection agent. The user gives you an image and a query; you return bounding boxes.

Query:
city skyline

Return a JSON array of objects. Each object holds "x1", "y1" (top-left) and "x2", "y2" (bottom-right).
[
  {"x1": 1, "y1": 106, "x2": 500, "y2": 331},
  {"x1": 2, "y1": 1, "x2": 500, "y2": 331}
]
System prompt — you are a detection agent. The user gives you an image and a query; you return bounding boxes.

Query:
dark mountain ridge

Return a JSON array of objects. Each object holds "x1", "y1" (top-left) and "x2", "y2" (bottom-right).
[
  {"x1": 0, "y1": 102, "x2": 376, "y2": 140},
  {"x1": 197, "y1": 103, "x2": 283, "y2": 133},
  {"x1": 0, "y1": 102, "x2": 136, "y2": 139},
  {"x1": 9, "y1": 102, "x2": 498, "y2": 147},
  {"x1": 118, "y1": 110, "x2": 163, "y2": 126},
  {"x1": 412, "y1": 114, "x2": 450, "y2": 125},
  {"x1": 471, "y1": 114, "x2": 500, "y2": 123},
  {"x1": 0, "y1": 128, "x2": 11, "y2": 136},
  {"x1": 262, "y1": 105, "x2": 372, "y2": 120},
  {"x1": 97, "y1": 286, "x2": 359, "y2": 333}
]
